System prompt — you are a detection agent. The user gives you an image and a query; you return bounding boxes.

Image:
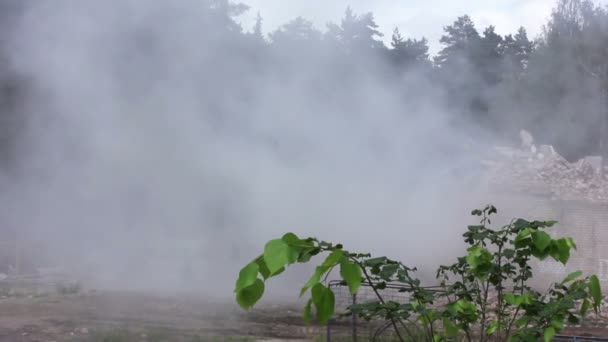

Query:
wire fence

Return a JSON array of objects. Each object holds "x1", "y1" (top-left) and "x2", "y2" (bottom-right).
[
  {"x1": 326, "y1": 280, "x2": 444, "y2": 342},
  {"x1": 326, "y1": 280, "x2": 608, "y2": 342}
]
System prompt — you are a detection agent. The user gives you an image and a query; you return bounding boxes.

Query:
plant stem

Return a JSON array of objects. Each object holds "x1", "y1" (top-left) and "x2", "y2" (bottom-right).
[
  {"x1": 480, "y1": 279, "x2": 490, "y2": 342},
  {"x1": 506, "y1": 256, "x2": 528, "y2": 341},
  {"x1": 504, "y1": 306, "x2": 520, "y2": 341},
  {"x1": 496, "y1": 244, "x2": 503, "y2": 341},
  {"x1": 357, "y1": 261, "x2": 407, "y2": 342}
]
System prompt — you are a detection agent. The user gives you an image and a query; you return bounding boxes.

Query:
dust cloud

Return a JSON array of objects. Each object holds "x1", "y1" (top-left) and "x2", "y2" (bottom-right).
[{"x1": 0, "y1": 0, "x2": 502, "y2": 298}]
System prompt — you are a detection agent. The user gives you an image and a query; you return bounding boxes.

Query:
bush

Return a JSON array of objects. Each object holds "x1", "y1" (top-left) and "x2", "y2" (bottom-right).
[{"x1": 234, "y1": 205, "x2": 603, "y2": 341}]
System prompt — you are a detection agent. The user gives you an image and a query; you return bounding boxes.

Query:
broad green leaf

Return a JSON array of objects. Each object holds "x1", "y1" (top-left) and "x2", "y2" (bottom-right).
[
  {"x1": 443, "y1": 318, "x2": 459, "y2": 337},
  {"x1": 300, "y1": 250, "x2": 346, "y2": 296},
  {"x1": 486, "y1": 321, "x2": 498, "y2": 335},
  {"x1": 254, "y1": 256, "x2": 271, "y2": 280},
  {"x1": 298, "y1": 246, "x2": 320, "y2": 263},
  {"x1": 505, "y1": 294, "x2": 523, "y2": 306},
  {"x1": 543, "y1": 220, "x2": 558, "y2": 227},
  {"x1": 451, "y1": 299, "x2": 477, "y2": 313},
  {"x1": 552, "y1": 239, "x2": 571, "y2": 264},
  {"x1": 300, "y1": 265, "x2": 328, "y2": 296},
  {"x1": 303, "y1": 298, "x2": 313, "y2": 325},
  {"x1": 379, "y1": 264, "x2": 399, "y2": 280},
  {"x1": 532, "y1": 231, "x2": 552, "y2": 252},
  {"x1": 364, "y1": 257, "x2": 388, "y2": 267},
  {"x1": 589, "y1": 275, "x2": 602, "y2": 311},
  {"x1": 521, "y1": 294, "x2": 533, "y2": 305},
  {"x1": 581, "y1": 298, "x2": 590, "y2": 316},
  {"x1": 264, "y1": 239, "x2": 298, "y2": 274},
  {"x1": 235, "y1": 262, "x2": 259, "y2": 293},
  {"x1": 561, "y1": 271, "x2": 583, "y2": 285},
  {"x1": 532, "y1": 244, "x2": 551, "y2": 260},
  {"x1": 236, "y1": 279, "x2": 265, "y2": 310},
  {"x1": 311, "y1": 283, "x2": 335, "y2": 324},
  {"x1": 503, "y1": 248, "x2": 516, "y2": 258},
  {"x1": 322, "y1": 250, "x2": 344, "y2": 268},
  {"x1": 340, "y1": 258, "x2": 362, "y2": 295},
  {"x1": 281, "y1": 232, "x2": 301, "y2": 245},
  {"x1": 551, "y1": 317, "x2": 564, "y2": 330},
  {"x1": 514, "y1": 228, "x2": 532, "y2": 246},
  {"x1": 564, "y1": 237, "x2": 577, "y2": 249},
  {"x1": 544, "y1": 326, "x2": 555, "y2": 342},
  {"x1": 271, "y1": 266, "x2": 285, "y2": 277},
  {"x1": 513, "y1": 219, "x2": 531, "y2": 230},
  {"x1": 466, "y1": 246, "x2": 492, "y2": 277},
  {"x1": 298, "y1": 251, "x2": 314, "y2": 263}
]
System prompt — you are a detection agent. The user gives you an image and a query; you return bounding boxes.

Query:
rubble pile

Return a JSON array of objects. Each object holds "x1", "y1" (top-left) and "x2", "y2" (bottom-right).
[{"x1": 482, "y1": 130, "x2": 608, "y2": 202}]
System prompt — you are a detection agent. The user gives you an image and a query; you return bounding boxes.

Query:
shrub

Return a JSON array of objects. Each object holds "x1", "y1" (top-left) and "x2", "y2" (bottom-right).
[{"x1": 234, "y1": 205, "x2": 603, "y2": 341}]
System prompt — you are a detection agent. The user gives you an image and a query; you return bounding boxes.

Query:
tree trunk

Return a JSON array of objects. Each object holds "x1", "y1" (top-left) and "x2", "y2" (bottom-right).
[{"x1": 602, "y1": 89, "x2": 608, "y2": 177}]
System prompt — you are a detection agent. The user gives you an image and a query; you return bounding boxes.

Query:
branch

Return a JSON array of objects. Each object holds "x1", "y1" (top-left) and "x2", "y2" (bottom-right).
[{"x1": 357, "y1": 261, "x2": 408, "y2": 342}]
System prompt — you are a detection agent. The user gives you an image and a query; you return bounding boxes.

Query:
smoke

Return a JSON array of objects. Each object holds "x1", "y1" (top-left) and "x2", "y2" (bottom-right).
[{"x1": 1, "y1": 0, "x2": 499, "y2": 298}]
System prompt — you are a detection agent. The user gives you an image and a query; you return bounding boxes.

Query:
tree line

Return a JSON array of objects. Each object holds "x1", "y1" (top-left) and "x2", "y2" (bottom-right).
[
  {"x1": 260, "y1": 0, "x2": 608, "y2": 161},
  {"x1": 0, "y1": 0, "x2": 606, "y2": 167}
]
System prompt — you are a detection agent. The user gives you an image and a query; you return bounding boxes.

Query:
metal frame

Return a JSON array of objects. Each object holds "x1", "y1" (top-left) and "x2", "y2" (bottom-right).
[
  {"x1": 326, "y1": 280, "x2": 608, "y2": 342},
  {"x1": 326, "y1": 280, "x2": 444, "y2": 342}
]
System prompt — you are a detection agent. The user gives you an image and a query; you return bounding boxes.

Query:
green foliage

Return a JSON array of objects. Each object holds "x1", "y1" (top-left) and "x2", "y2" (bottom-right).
[
  {"x1": 311, "y1": 283, "x2": 335, "y2": 324},
  {"x1": 340, "y1": 259, "x2": 362, "y2": 295},
  {"x1": 236, "y1": 278, "x2": 264, "y2": 309},
  {"x1": 235, "y1": 205, "x2": 604, "y2": 341},
  {"x1": 263, "y1": 238, "x2": 296, "y2": 274}
]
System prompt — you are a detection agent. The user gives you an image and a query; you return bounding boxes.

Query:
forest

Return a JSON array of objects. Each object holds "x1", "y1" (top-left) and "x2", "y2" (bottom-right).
[{"x1": 0, "y1": 0, "x2": 606, "y2": 167}]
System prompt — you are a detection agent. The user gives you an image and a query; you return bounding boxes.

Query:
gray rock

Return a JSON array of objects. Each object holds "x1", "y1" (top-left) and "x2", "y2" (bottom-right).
[{"x1": 520, "y1": 129, "x2": 534, "y2": 148}]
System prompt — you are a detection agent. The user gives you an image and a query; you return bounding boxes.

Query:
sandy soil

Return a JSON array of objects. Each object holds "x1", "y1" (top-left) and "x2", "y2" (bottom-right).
[
  {"x1": 0, "y1": 290, "x2": 607, "y2": 341},
  {"x1": 0, "y1": 291, "x2": 322, "y2": 341}
]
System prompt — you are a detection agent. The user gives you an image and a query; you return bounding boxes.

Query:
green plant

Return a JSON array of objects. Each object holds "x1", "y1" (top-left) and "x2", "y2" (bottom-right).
[{"x1": 234, "y1": 205, "x2": 603, "y2": 342}]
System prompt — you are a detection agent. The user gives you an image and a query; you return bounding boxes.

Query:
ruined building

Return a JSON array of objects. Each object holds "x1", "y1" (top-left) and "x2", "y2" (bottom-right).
[{"x1": 482, "y1": 130, "x2": 608, "y2": 288}]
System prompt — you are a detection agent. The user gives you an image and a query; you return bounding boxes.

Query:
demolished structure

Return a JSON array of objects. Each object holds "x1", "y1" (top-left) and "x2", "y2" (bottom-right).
[{"x1": 482, "y1": 130, "x2": 608, "y2": 202}]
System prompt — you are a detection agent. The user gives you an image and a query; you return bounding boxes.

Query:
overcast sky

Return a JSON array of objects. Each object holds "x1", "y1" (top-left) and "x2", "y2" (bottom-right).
[{"x1": 239, "y1": 0, "x2": 605, "y2": 54}]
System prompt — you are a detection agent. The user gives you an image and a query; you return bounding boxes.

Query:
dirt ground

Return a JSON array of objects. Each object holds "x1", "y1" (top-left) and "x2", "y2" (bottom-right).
[
  {"x1": 0, "y1": 290, "x2": 607, "y2": 341},
  {"x1": 0, "y1": 290, "x2": 324, "y2": 341}
]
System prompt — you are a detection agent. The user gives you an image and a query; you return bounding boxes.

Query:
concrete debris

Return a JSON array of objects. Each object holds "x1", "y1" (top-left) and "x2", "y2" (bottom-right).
[
  {"x1": 539, "y1": 145, "x2": 556, "y2": 158},
  {"x1": 585, "y1": 156, "x2": 603, "y2": 172},
  {"x1": 484, "y1": 132, "x2": 608, "y2": 202},
  {"x1": 520, "y1": 129, "x2": 534, "y2": 148}
]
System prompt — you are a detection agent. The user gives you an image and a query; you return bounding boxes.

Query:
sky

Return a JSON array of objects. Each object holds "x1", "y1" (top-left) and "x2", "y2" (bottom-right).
[{"x1": 238, "y1": 0, "x2": 583, "y2": 54}]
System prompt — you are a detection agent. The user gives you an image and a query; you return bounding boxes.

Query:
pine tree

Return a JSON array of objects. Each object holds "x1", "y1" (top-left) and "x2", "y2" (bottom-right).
[
  {"x1": 326, "y1": 7, "x2": 385, "y2": 54},
  {"x1": 434, "y1": 15, "x2": 480, "y2": 68},
  {"x1": 390, "y1": 28, "x2": 430, "y2": 67},
  {"x1": 252, "y1": 12, "x2": 263, "y2": 39}
]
